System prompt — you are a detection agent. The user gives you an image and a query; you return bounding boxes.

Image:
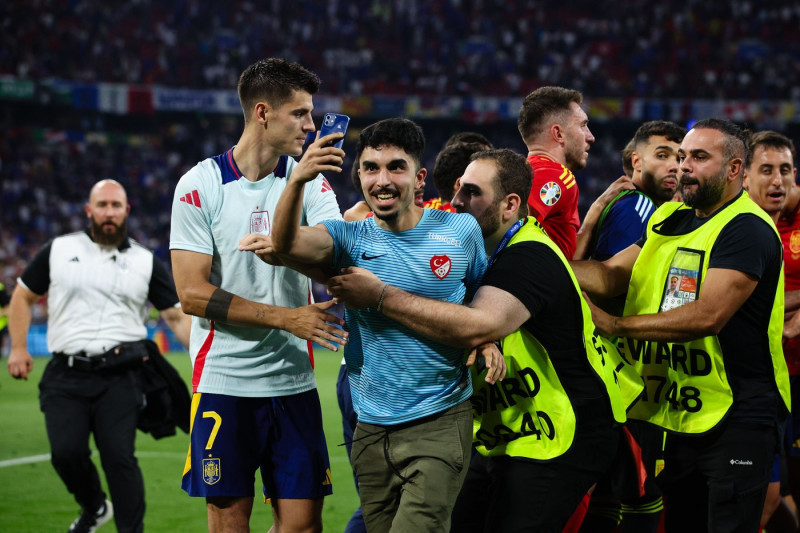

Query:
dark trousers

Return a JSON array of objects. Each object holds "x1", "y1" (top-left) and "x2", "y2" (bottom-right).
[
  {"x1": 336, "y1": 364, "x2": 368, "y2": 533},
  {"x1": 451, "y1": 403, "x2": 619, "y2": 533},
  {"x1": 39, "y1": 356, "x2": 145, "y2": 533},
  {"x1": 658, "y1": 421, "x2": 778, "y2": 533}
]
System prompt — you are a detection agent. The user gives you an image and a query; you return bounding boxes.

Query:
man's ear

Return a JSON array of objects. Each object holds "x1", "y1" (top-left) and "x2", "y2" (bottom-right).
[
  {"x1": 254, "y1": 102, "x2": 270, "y2": 127},
  {"x1": 728, "y1": 157, "x2": 743, "y2": 182},
  {"x1": 550, "y1": 123, "x2": 565, "y2": 146},
  {"x1": 416, "y1": 167, "x2": 428, "y2": 189},
  {"x1": 503, "y1": 193, "x2": 522, "y2": 222},
  {"x1": 631, "y1": 151, "x2": 642, "y2": 172}
]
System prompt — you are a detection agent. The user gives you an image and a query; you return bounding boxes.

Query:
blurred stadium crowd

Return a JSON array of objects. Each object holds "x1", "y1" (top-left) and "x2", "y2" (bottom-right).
[{"x1": 4, "y1": 0, "x2": 799, "y2": 99}]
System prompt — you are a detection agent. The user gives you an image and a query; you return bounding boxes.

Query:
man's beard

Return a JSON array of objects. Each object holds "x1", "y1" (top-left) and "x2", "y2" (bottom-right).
[
  {"x1": 90, "y1": 217, "x2": 127, "y2": 247},
  {"x1": 642, "y1": 169, "x2": 677, "y2": 203},
  {"x1": 476, "y1": 201, "x2": 501, "y2": 239},
  {"x1": 372, "y1": 210, "x2": 399, "y2": 223},
  {"x1": 680, "y1": 168, "x2": 726, "y2": 211},
  {"x1": 564, "y1": 141, "x2": 587, "y2": 172},
  {"x1": 368, "y1": 186, "x2": 409, "y2": 223}
]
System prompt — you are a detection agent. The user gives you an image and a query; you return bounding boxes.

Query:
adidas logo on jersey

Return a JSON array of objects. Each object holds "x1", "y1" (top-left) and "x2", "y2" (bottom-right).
[
  {"x1": 180, "y1": 190, "x2": 202, "y2": 208},
  {"x1": 321, "y1": 178, "x2": 332, "y2": 193}
]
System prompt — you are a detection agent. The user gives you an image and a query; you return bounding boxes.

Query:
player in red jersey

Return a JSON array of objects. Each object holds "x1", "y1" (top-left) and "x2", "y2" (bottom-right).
[
  {"x1": 517, "y1": 87, "x2": 595, "y2": 258},
  {"x1": 744, "y1": 130, "x2": 800, "y2": 532}
]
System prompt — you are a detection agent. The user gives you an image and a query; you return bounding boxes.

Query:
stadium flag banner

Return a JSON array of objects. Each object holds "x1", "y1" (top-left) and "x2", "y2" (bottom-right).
[
  {"x1": 443, "y1": 97, "x2": 469, "y2": 118},
  {"x1": 723, "y1": 101, "x2": 758, "y2": 122},
  {"x1": 72, "y1": 83, "x2": 99, "y2": 110},
  {"x1": 128, "y1": 86, "x2": 154, "y2": 114},
  {"x1": 312, "y1": 95, "x2": 343, "y2": 114},
  {"x1": 588, "y1": 98, "x2": 622, "y2": 119},
  {"x1": 152, "y1": 87, "x2": 239, "y2": 114},
  {"x1": 11, "y1": 78, "x2": 800, "y2": 125},
  {"x1": 461, "y1": 96, "x2": 502, "y2": 122},
  {"x1": 782, "y1": 102, "x2": 800, "y2": 123},
  {"x1": 40, "y1": 80, "x2": 73, "y2": 106},
  {"x1": 692, "y1": 100, "x2": 726, "y2": 122},
  {"x1": 153, "y1": 87, "x2": 216, "y2": 112},
  {"x1": 668, "y1": 100, "x2": 691, "y2": 123},
  {"x1": 405, "y1": 96, "x2": 429, "y2": 118},
  {"x1": 341, "y1": 96, "x2": 373, "y2": 116},
  {"x1": 643, "y1": 100, "x2": 665, "y2": 121},
  {"x1": 405, "y1": 96, "x2": 466, "y2": 119},
  {"x1": 499, "y1": 98, "x2": 523, "y2": 120},
  {"x1": 213, "y1": 89, "x2": 243, "y2": 114},
  {"x1": 99, "y1": 83, "x2": 130, "y2": 114},
  {"x1": 0, "y1": 77, "x2": 34, "y2": 100}
]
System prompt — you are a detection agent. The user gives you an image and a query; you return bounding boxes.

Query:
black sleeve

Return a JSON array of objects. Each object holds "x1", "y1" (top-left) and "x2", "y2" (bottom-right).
[
  {"x1": 482, "y1": 241, "x2": 574, "y2": 319},
  {"x1": 483, "y1": 240, "x2": 602, "y2": 403},
  {"x1": 710, "y1": 214, "x2": 781, "y2": 279},
  {"x1": 148, "y1": 255, "x2": 180, "y2": 311},
  {"x1": 19, "y1": 240, "x2": 53, "y2": 295}
]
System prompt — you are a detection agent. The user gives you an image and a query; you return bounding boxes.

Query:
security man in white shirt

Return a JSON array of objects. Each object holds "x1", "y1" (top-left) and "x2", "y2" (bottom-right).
[{"x1": 7, "y1": 179, "x2": 191, "y2": 533}]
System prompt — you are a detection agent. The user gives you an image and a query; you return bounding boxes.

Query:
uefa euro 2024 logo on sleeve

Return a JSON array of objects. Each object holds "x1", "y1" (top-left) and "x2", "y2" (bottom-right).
[{"x1": 539, "y1": 182, "x2": 562, "y2": 206}]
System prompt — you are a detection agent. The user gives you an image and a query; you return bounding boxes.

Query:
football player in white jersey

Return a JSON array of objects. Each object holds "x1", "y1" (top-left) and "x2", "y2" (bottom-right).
[{"x1": 171, "y1": 58, "x2": 347, "y2": 533}]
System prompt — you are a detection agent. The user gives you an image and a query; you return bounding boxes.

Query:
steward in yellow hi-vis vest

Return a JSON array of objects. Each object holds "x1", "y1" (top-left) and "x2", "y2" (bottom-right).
[
  {"x1": 471, "y1": 217, "x2": 641, "y2": 459},
  {"x1": 622, "y1": 192, "x2": 790, "y2": 434}
]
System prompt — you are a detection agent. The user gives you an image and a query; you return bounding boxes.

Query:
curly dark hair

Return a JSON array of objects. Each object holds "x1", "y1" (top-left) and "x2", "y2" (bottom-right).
[
  {"x1": 351, "y1": 118, "x2": 426, "y2": 191},
  {"x1": 433, "y1": 142, "x2": 489, "y2": 202}
]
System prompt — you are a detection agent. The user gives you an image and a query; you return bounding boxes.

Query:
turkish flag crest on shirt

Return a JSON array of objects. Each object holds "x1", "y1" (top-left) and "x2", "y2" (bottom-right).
[{"x1": 430, "y1": 255, "x2": 452, "y2": 279}]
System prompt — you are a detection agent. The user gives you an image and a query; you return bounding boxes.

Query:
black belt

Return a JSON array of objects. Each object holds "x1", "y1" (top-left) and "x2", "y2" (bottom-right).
[
  {"x1": 53, "y1": 341, "x2": 149, "y2": 372},
  {"x1": 53, "y1": 352, "x2": 108, "y2": 371}
]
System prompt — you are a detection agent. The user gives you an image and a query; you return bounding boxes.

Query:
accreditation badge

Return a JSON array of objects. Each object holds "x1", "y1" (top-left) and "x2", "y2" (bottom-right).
[{"x1": 660, "y1": 248, "x2": 704, "y2": 312}]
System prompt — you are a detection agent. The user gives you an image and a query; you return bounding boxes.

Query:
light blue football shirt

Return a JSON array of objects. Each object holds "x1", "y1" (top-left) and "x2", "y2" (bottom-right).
[
  {"x1": 322, "y1": 209, "x2": 487, "y2": 425},
  {"x1": 170, "y1": 148, "x2": 342, "y2": 397}
]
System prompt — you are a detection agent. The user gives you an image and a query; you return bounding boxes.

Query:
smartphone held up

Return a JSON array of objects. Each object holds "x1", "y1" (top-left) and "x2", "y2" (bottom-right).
[{"x1": 307, "y1": 113, "x2": 350, "y2": 149}]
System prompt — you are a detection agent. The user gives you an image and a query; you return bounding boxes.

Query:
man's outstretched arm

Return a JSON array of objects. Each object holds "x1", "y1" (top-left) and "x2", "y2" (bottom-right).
[
  {"x1": 172, "y1": 249, "x2": 346, "y2": 351},
  {"x1": 587, "y1": 267, "x2": 757, "y2": 342},
  {"x1": 270, "y1": 133, "x2": 343, "y2": 265},
  {"x1": 328, "y1": 267, "x2": 516, "y2": 383},
  {"x1": 328, "y1": 267, "x2": 529, "y2": 347},
  {"x1": 570, "y1": 243, "x2": 641, "y2": 299}
]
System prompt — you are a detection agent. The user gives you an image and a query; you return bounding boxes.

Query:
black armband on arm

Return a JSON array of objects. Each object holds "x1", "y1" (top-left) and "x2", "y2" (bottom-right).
[{"x1": 204, "y1": 288, "x2": 235, "y2": 321}]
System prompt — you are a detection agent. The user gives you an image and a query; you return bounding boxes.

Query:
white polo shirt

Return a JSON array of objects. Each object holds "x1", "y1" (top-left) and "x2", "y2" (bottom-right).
[{"x1": 18, "y1": 231, "x2": 179, "y2": 356}]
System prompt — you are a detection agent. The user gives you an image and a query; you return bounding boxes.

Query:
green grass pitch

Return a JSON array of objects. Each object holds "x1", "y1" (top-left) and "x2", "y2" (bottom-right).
[{"x1": 0, "y1": 349, "x2": 360, "y2": 532}]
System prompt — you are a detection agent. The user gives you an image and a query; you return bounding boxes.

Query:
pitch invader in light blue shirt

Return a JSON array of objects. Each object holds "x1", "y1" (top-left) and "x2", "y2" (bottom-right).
[
  {"x1": 261, "y1": 118, "x2": 487, "y2": 532},
  {"x1": 170, "y1": 58, "x2": 349, "y2": 533}
]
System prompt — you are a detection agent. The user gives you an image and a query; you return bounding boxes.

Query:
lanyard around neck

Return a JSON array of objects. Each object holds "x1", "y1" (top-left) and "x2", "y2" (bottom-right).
[{"x1": 489, "y1": 217, "x2": 527, "y2": 265}]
